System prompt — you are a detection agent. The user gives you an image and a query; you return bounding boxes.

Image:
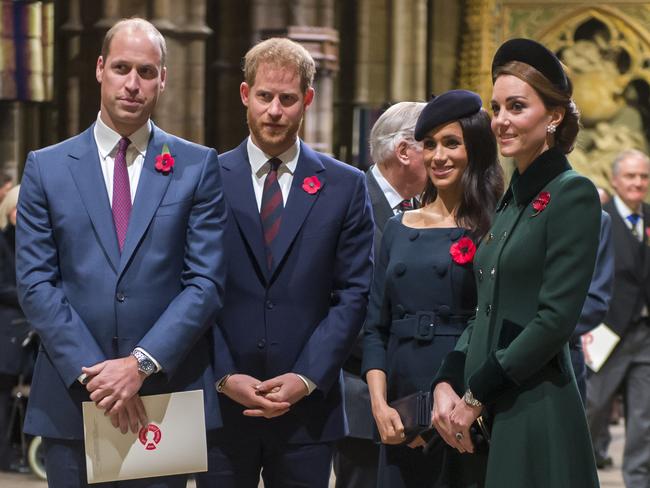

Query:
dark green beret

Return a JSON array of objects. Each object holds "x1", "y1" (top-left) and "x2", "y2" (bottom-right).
[
  {"x1": 414, "y1": 89, "x2": 483, "y2": 141},
  {"x1": 491, "y1": 38, "x2": 569, "y2": 93}
]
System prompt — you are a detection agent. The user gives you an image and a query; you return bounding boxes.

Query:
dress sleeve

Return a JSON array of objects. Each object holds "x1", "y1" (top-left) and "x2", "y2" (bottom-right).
[{"x1": 361, "y1": 217, "x2": 398, "y2": 378}]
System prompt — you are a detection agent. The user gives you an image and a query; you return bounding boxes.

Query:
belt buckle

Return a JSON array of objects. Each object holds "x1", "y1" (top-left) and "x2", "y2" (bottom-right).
[{"x1": 414, "y1": 312, "x2": 435, "y2": 341}]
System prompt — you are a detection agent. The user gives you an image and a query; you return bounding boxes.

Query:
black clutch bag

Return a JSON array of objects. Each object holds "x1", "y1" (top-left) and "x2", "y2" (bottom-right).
[
  {"x1": 388, "y1": 390, "x2": 432, "y2": 442},
  {"x1": 388, "y1": 390, "x2": 492, "y2": 450}
]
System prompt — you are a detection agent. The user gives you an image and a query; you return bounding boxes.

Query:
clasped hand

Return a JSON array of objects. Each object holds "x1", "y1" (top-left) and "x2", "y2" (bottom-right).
[
  {"x1": 82, "y1": 356, "x2": 148, "y2": 434},
  {"x1": 432, "y1": 382, "x2": 481, "y2": 454},
  {"x1": 221, "y1": 373, "x2": 309, "y2": 418}
]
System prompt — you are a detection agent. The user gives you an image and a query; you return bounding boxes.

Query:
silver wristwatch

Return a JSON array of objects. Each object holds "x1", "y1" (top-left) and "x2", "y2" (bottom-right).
[
  {"x1": 132, "y1": 349, "x2": 156, "y2": 376},
  {"x1": 462, "y1": 389, "x2": 483, "y2": 408}
]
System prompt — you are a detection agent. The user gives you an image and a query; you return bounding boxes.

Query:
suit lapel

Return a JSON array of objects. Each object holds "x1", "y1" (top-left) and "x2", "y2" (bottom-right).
[
  {"x1": 605, "y1": 200, "x2": 642, "y2": 281},
  {"x1": 118, "y1": 124, "x2": 172, "y2": 276},
  {"x1": 269, "y1": 142, "x2": 325, "y2": 275},
  {"x1": 220, "y1": 141, "x2": 269, "y2": 280},
  {"x1": 67, "y1": 126, "x2": 121, "y2": 272},
  {"x1": 366, "y1": 167, "x2": 393, "y2": 231}
]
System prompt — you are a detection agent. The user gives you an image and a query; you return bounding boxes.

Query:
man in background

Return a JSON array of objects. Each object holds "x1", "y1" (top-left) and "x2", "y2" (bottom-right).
[
  {"x1": 333, "y1": 101, "x2": 427, "y2": 488},
  {"x1": 587, "y1": 149, "x2": 650, "y2": 488}
]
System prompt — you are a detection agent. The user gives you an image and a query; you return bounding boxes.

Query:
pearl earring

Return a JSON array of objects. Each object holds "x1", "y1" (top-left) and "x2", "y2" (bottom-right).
[{"x1": 547, "y1": 124, "x2": 556, "y2": 134}]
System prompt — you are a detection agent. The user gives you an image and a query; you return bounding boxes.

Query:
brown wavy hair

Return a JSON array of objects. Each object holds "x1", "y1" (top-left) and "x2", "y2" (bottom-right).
[{"x1": 493, "y1": 61, "x2": 579, "y2": 154}]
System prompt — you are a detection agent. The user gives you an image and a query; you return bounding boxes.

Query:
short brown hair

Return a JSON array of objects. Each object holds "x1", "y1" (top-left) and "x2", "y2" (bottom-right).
[
  {"x1": 494, "y1": 60, "x2": 579, "y2": 154},
  {"x1": 243, "y1": 38, "x2": 315, "y2": 93},
  {"x1": 101, "y1": 18, "x2": 167, "y2": 67}
]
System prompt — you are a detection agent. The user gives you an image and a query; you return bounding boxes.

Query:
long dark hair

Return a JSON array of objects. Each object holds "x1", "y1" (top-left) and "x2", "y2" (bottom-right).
[{"x1": 420, "y1": 109, "x2": 504, "y2": 240}]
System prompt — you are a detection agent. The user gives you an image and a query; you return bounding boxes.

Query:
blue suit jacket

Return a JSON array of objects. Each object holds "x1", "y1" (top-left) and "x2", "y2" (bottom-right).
[
  {"x1": 213, "y1": 139, "x2": 374, "y2": 443},
  {"x1": 573, "y1": 210, "x2": 614, "y2": 340},
  {"x1": 16, "y1": 124, "x2": 227, "y2": 439}
]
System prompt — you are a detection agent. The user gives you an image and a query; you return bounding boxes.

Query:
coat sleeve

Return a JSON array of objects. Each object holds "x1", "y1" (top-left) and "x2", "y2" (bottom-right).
[
  {"x1": 16, "y1": 152, "x2": 106, "y2": 387},
  {"x1": 292, "y1": 171, "x2": 375, "y2": 395},
  {"x1": 468, "y1": 176, "x2": 600, "y2": 404},
  {"x1": 360, "y1": 217, "x2": 397, "y2": 378},
  {"x1": 572, "y1": 211, "x2": 614, "y2": 338},
  {"x1": 136, "y1": 148, "x2": 227, "y2": 376}
]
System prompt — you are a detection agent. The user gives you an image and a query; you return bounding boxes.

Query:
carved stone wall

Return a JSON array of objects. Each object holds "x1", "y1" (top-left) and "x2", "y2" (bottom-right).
[{"x1": 460, "y1": 0, "x2": 650, "y2": 192}]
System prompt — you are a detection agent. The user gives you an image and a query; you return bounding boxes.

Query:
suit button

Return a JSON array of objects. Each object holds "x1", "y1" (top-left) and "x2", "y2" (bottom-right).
[
  {"x1": 257, "y1": 339, "x2": 266, "y2": 349},
  {"x1": 116, "y1": 292, "x2": 126, "y2": 302},
  {"x1": 266, "y1": 300, "x2": 274, "y2": 310}
]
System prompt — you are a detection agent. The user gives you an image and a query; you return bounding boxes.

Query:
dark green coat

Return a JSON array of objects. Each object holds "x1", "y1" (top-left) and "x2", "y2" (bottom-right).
[{"x1": 438, "y1": 148, "x2": 600, "y2": 488}]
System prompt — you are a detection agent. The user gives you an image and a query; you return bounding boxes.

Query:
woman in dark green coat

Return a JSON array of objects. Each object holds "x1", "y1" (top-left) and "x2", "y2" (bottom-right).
[{"x1": 432, "y1": 38, "x2": 601, "y2": 487}]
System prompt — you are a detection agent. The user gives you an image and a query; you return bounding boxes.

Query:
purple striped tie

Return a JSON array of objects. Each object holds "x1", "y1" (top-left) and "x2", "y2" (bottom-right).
[
  {"x1": 261, "y1": 158, "x2": 283, "y2": 269},
  {"x1": 112, "y1": 137, "x2": 132, "y2": 252}
]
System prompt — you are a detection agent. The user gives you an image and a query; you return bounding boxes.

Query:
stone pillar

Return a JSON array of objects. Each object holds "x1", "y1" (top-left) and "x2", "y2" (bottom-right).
[{"x1": 389, "y1": 0, "x2": 428, "y2": 102}]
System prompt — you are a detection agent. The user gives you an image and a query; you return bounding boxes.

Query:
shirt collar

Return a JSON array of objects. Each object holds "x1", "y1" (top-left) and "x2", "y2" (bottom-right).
[
  {"x1": 371, "y1": 164, "x2": 404, "y2": 210},
  {"x1": 613, "y1": 194, "x2": 643, "y2": 220},
  {"x1": 247, "y1": 137, "x2": 300, "y2": 177},
  {"x1": 94, "y1": 112, "x2": 152, "y2": 160},
  {"x1": 498, "y1": 146, "x2": 571, "y2": 210}
]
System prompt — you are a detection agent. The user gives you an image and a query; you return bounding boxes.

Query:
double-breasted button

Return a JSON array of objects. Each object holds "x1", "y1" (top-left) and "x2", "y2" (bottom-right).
[
  {"x1": 478, "y1": 269, "x2": 484, "y2": 282},
  {"x1": 485, "y1": 304, "x2": 492, "y2": 316},
  {"x1": 475, "y1": 305, "x2": 479, "y2": 313},
  {"x1": 257, "y1": 339, "x2": 266, "y2": 349},
  {"x1": 501, "y1": 231, "x2": 508, "y2": 240},
  {"x1": 490, "y1": 268, "x2": 496, "y2": 279},
  {"x1": 266, "y1": 300, "x2": 274, "y2": 310},
  {"x1": 487, "y1": 233, "x2": 494, "y2": 243},
  {"x1": 116, "y1": 292, "x2": 126, "y2": 302}
]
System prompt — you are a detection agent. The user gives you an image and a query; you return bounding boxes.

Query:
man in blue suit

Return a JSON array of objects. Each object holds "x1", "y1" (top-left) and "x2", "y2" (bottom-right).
[
  {"x1": 197, "y1": 38, "x2": 374, "y2": 488},
  {"x1": 16, "y1": 18, "x2": 226, "y2": 487}
]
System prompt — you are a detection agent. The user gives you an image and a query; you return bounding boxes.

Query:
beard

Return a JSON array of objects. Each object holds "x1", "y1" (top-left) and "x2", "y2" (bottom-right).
[{"x1": 247, "y1": 109, "x2": 304, "y2": 155}]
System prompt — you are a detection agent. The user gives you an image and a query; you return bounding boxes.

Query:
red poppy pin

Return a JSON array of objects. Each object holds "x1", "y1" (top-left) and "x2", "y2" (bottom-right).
[
  {"x1": 531, "y1": 191, "x2": 550, "y2": 216},
  {"x1": 155, "y1": 144, "x2": 174, "y2": 174},
  {"x1": 450, "y1": 236, "x2": 476, "y2": 265},
  {"x1": 302, "y1": 175, "x2": 321, "y2": 195}
]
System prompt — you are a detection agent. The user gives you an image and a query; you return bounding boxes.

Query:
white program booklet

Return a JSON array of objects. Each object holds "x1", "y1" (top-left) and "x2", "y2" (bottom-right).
[
  {"x1": 83, "y1": 389, "x2": 207, "y2": 484},
  {"x1": 582, "y1": 323, "x2": 621, "y2": 373}
]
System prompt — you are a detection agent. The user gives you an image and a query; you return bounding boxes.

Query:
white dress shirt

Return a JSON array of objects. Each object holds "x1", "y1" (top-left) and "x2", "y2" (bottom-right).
[
  {"x1": 243, "y1": 136, "x2": 315, "y2": 395},
  {"x1": 613, "y1": 194, "x2": 644, "y2": 241},
  {"x1": 246, "y1": 136, "x2": 300, "y2": 210},
  {"x1": 371, "y1": 164, "x2": 408, "y2": 215},
  {"x1": 94, "y1": 112, "x2": 151, "y2": 205}
]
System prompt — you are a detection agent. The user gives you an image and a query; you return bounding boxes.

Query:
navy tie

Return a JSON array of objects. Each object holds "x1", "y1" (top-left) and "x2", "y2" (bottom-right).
[
  {"x1": 627, "y1": 213, "x2": 641, "y2": 240},
  {"x1": 261, "y1": 158, "x2": 283, "y2": 269}
]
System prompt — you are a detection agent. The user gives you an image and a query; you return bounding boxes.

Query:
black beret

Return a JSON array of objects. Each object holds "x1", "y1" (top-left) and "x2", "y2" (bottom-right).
[
  {"x1": 414, "y1": 89, "x2": 483, "y2": 141},
  {"x1": 491, "y1": 38, "x2": 569, "y2": 92}
]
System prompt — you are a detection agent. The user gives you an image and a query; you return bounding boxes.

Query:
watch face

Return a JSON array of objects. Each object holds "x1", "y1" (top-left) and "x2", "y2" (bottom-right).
[{"x1": 140, "y1": 359, "x2": 155, "y2": 374}]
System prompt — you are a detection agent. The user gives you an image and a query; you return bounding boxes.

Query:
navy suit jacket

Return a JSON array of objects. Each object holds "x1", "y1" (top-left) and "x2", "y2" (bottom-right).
[
  {"x1": 16, "y1": 124, "x2": 227, "y2": 439},
  {"x1": 572, "y1": 210, "x2": 614, "y2": 341},
  {"x1": 603, "y1": 200, "x2": 650, "y2": 336},
  {"x1": 213, "y1": 139, "x2": 374, "y2": 444}
]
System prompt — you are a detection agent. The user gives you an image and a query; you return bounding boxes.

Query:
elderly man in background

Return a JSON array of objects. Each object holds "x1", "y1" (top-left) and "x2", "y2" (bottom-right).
[
  {"x1": 587, "y1": 149, "x2": 650, "y2": 487},
  {"x1": 333, "y1": 101, "x2": 427, "y2": 488}
]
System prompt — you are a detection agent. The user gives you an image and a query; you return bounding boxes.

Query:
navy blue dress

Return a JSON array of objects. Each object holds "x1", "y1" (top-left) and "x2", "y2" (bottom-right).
[{"x1": 362, "y1": 214, "x2": 477, "y2": 488}]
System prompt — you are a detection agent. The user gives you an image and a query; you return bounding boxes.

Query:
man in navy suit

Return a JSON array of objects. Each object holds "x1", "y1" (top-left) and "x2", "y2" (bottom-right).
[
  {"x1": 197, "y1": 38, "x2": 374, "y2": 488},
  {"x1": 16, "y1": 18, "x2": 226, "y2": 487},
  {"x1": 587, "y1": 150, "x2": 650, "y2": 485}
]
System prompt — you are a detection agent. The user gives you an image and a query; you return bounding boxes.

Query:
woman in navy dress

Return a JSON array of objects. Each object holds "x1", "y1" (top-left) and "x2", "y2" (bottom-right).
[{"x1": 362, "y1": 90, "x2": 504, "y2": 487}]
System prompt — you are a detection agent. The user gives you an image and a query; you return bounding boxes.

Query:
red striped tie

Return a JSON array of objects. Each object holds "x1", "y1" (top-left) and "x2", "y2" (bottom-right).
[{"x1": 261, "y1": 158, "x2": 283, "y2": 269}]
